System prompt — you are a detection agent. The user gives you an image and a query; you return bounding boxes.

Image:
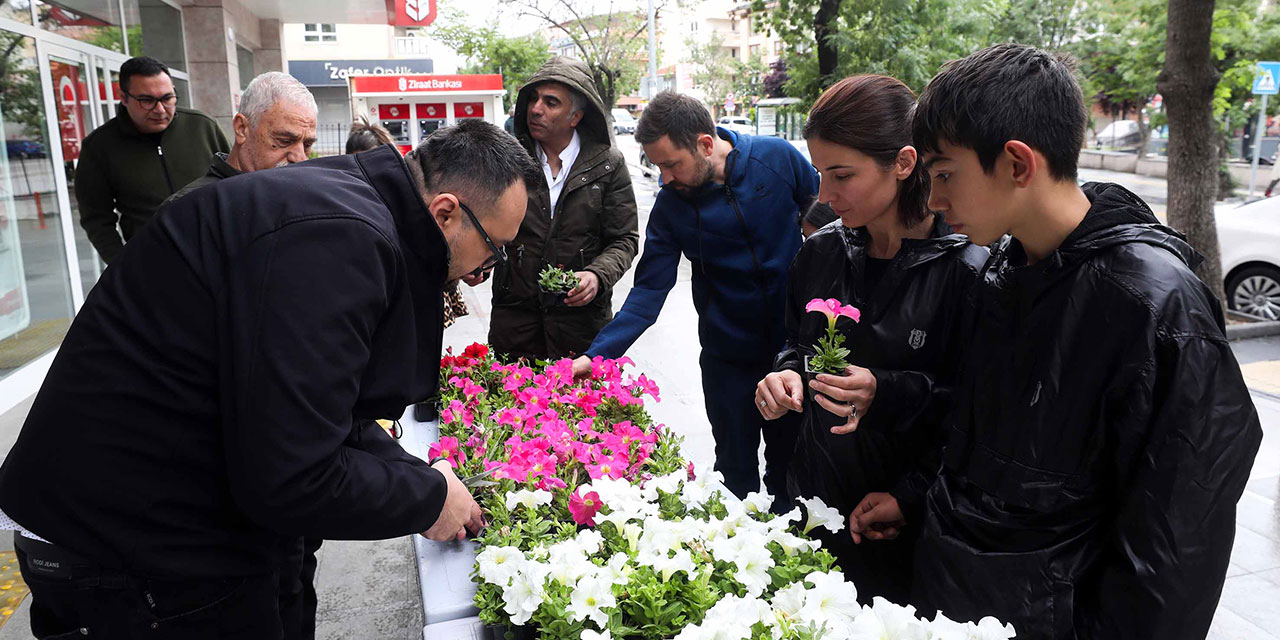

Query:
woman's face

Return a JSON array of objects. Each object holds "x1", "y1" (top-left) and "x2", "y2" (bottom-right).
[{"x1": 808, "y1": 136, "x2": 915, "y2": 230}]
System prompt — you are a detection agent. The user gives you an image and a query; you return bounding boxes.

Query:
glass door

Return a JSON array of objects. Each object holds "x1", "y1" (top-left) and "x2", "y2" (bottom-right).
[{"x1": 43, "y1": 43, "x2": 105, "y2": 292}]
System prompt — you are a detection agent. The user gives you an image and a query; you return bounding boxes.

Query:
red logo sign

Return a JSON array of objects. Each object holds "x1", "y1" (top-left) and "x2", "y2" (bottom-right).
[
  {"x1": 395, "y1": 0, "x2": 436, "y2": 27},
  {"x1": 416, "y1": 103, "x2": 446, "y2": 119},
  {"x1": 350, "y1": 74, "x2": 503, "y2": 94},
  {"x1": 454, "y1": 102, "x2": 485, "y2": 119},
  {"x1": 378, "y1": 104, "x2": 410, "y2": 120}
]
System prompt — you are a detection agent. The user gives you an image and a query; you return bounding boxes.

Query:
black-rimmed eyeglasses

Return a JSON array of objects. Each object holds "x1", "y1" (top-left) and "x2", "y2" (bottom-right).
[
  {"x1": 125, "y1": 91, "x2": 178, "y2": 110},
  {"x1": 458, "y1": 201, "x2": 507, "y2": 277}
]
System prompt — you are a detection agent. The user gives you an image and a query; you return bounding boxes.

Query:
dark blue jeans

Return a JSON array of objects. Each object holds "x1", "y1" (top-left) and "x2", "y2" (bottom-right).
[
  {"x1": 15, "y1": 535, "x2": 281, "y2": 639},
  {"x1": 699, "y1": 352, "x2": 800, "y2": 506}
]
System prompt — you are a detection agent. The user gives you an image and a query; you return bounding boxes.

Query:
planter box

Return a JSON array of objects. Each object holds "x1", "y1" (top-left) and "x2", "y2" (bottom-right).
[{"x1": 399, "y1": 410, "x2": 485, "y2": 639}]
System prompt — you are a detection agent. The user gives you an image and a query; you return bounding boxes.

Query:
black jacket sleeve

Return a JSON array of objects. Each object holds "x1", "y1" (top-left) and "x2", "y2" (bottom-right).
[
  {"x1": 74, "y1": 139, "x2": 126, "y2": 263},
  {"x1": 1078, "y1": 332, "x2": 1261, "y2": 638},
  {"x1": 223, "y1": 217, "x2": 448, "y2": 540}
]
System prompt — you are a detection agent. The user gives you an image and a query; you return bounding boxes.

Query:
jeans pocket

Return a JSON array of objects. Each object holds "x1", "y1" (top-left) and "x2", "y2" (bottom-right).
[{"x1": 140, "y1": 574, "x2": 280, "y2": 640}]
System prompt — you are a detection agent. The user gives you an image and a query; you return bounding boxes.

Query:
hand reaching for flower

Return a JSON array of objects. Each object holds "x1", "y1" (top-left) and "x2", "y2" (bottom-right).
[
  {"x1": 571, "y1": 355, "x2": 592, "y2": 379},
  {"x1": 809, "y1": 365, "x2": 877, "y2": 434},
  {"x1": 423, "y1": 460, "x2": 486, "y2": 542},
  {"x1": 756, "y1": 370, "x2": 804, "y2": 420},
  {"x1": 849, "y1": 492, "x2": 904, "y2": 544}
]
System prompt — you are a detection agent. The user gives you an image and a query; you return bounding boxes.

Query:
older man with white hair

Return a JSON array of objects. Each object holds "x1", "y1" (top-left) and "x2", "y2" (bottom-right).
[{"x1": 163, "y1": 71, "x2": 318, "y2": 205}]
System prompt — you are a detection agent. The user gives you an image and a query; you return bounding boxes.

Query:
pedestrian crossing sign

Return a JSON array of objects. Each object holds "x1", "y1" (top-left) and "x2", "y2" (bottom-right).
[{"x1": 1254, "y1": 62, "x2": 1280, "y2": 95}]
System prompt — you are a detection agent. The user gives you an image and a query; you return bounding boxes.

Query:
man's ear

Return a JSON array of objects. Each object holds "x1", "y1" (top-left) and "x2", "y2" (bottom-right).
[
  {"x1": 569, "y1": 109, "x2": 585, "y2": 129},
  {"x1": 427, "y1": 193, "x2": 461, "y2": 233},
  {"x1": 232, "y1": 113, "x2": 251, "y2": 146},
  {"x1": 697, "y1": 133, "x2": 716, "y2": 158},
  {"x1": 1004, "y1": 140, "x2": 1037, "y2": 188}
]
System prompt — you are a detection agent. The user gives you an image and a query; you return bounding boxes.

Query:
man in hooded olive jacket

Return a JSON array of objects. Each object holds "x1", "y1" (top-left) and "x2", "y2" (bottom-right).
[{"x1": 482, "y1": 56, "x2": 639, "y2": 361}]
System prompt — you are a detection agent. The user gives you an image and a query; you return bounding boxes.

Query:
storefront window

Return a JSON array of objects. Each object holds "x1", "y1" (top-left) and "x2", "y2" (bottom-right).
[
  {"x1": 35, "y1": 0, "x2": 129, "y2": 53},
  {"x1": 0, "y1": 30, "x2": 77, "y2": 380},
  {"x1": 124, "y1": 0, "x2": 186, "y2": 73},
  {"x1": 0, "y1": 0, "x2": 33, "y2": 25}
]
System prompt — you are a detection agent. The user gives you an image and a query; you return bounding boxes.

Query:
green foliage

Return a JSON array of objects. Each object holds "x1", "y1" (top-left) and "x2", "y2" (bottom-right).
[
  {"x1": 686, "y1": 34, "x2": 771, "y2": 112},
  {"x1": 0, "y1": 33, "x2": 46, "y2": 140},
  {"x1": 806, "y1": 327, "x2": 850, "y2": 376},
  {"x1": 430, "y1": 8, "x2": 551, "y2": 101},
  {"x1": 537, "y1": 264, "x2": 579, "y2": 293},
  {"x1": 500, "y1": 0, "x2": 653, "y2": 109},
  {"x1": 754, "y1": 0, "x2": 1030, "y2": 105}
]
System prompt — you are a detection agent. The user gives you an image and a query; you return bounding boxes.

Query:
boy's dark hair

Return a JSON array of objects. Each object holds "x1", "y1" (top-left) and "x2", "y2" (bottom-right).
[
  {"x1": 345, "y1": 116, "x2": 394, "y2": 154},
  {"x1": 913, "y1": 43, "x2": 1087, "y2": 182},
  {"x1": 635, "y1": 91, "x2": 715, "y2": 152},
  {"x1": 119, "y1": 56, "x2": 172, "y2": 95},
  {"x1": 406, "y1": 119, "x2": 540, "y2": 213},
  {"x1": 806, "y1": 74, "x2": 931, "y2": 227}
]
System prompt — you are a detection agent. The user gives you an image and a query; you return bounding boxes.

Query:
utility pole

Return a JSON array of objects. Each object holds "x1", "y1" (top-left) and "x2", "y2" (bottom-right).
[{"x1": 647, "y1": 0, "x2": 658, "y2": 98}]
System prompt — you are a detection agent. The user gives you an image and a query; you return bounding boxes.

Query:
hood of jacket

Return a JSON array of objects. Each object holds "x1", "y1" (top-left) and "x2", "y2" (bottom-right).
[
  {"x1": 994, "y1": 182, "x2": 1201, "y2": 295},
  {"x1": 513, "y1": 56, "x2": 613, "y2": 151}
]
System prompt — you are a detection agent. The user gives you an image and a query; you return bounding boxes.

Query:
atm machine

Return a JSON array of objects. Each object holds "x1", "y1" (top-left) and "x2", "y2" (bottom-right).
[
  {"x1": 417, "y1": 103, "x2": 446, "y2": 142},
  {"x1": 349, "y1": 74, "x2": 507, "y2": 155},
  {"x1": 377, "y1": 104, "x2": 413, "y2": 155}
]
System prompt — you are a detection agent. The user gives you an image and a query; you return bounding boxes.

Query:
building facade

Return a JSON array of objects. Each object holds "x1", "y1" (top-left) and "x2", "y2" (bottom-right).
[{"x1": 0, "y1": 0, "x2": 409, "y2": 414}]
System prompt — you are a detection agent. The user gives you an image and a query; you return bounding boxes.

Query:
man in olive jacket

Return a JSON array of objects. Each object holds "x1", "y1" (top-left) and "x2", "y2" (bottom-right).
[
  {"x1": 75, "y1": 56, "x2": 229, "y2": 263},
  {"x1": 484, "y1": 56, "x2": 639, "y2": 360}
]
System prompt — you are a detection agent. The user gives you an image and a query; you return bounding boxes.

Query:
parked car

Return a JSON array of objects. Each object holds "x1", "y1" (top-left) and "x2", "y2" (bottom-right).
[
  {"x1": 717, "y1": 116, "x2": 754, "y2": 136},
  {"x1": 1218, "y1": 197, "x2": 1280, "y2": 320},
  {"x1": 611, "y1": 108, "x2": 636, "y2": 135},
  {"x1": 1094, "y1": 119, "x2": 1141, "y2": 150},
  {"x1": 6, "y1": 139, "x2": 47, "y2": 158}
]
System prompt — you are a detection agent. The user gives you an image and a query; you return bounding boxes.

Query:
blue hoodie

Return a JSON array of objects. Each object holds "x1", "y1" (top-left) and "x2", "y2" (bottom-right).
[{"x1": 587, "y1": 128, "x2": 818, "y2": 363}]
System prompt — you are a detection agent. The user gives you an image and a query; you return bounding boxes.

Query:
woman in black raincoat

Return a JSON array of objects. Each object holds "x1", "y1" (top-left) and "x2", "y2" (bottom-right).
[{"x1": 755, "y1": 75, "x2": 987, "y2": 604}]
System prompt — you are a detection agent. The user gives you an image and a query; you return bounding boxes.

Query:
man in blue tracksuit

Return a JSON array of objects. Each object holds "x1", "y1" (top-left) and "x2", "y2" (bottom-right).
[{"x1": 572, "y1": 92, "x2": 818, "y2": 503}]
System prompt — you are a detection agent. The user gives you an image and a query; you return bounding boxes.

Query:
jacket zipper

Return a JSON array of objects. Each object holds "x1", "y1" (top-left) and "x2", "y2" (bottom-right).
[{"x1": 157, "y1": 145, "x2": 175, "y2": 193}]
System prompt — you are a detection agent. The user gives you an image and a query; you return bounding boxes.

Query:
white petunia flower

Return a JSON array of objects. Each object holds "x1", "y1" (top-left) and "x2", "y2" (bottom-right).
[
  {"x1": 771, "y1": 581, "x2": 808, "y2": 620},
  {"x1": 799, "y1": 496, "x2": 845, "y2": 535},
  {"x1": 505, "y1": 488, "x2": 552, "y2": 512},
  {"x1": 567, "y1": 576, "x2": 617, "y2": 628},
  {"x1": 848, "y1": 596, "x2": 929, "y2": 640},
  {"x1": 743, "y1": 491, "x2": 774, "y2": 515},
  {"x1": 476, "y1": 545, "x2": 525, "y2": 587},
  {"x1": 729, "y1": 533, "x2": 775, "y2": 597},
  {"x1": 580, "y1": 629, "x2": 612, "y2": 640},
  {"x1": 651, "y1": 547, "x2": 696, "y2": 582},
  {"x1": 501, "y1": 569, "x2": 545, "y2": 626},
  {"x1": 797, "y1": 571, "x2": 860, "y2": 629},
  {"x1": 972, "y1": 616, "x2": 1017, "y2": 640}
]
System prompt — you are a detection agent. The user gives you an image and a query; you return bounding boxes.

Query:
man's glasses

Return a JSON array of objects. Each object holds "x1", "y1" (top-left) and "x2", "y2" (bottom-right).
[
  {"x1": 126, "y1": 91, "x2": 178, "y2": 111},
  {"x1": 457, "y1": 201, "x2": 507, "y2": 277}
]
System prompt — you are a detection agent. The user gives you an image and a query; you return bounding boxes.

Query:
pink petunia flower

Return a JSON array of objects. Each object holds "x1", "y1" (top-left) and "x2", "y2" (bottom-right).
[{"x1": 568, "y1": 489, "x2": 602, "y2": 526}]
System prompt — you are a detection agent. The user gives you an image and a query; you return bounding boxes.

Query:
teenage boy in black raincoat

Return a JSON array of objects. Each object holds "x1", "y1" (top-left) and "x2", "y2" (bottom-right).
[{"x1": 853, "y1": 44, "x2": 1262, "y2": 638}]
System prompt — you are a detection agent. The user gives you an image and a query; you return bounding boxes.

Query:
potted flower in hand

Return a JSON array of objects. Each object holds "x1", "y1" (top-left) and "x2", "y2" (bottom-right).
[
  {"x1": 803, "y1": 298, "x2": 861, "y2": 427},
  {"x1": 537, "y1": 264, "x2": 579, "y2": 308}
]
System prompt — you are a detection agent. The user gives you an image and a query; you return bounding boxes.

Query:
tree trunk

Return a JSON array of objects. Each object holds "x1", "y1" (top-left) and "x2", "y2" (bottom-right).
[
  {"x1": 813, "y1": 0, "x2": 841, "y2": 84},
  {"x1": 1157, "y1": 0, "x2": 1225, "y2": 311}
]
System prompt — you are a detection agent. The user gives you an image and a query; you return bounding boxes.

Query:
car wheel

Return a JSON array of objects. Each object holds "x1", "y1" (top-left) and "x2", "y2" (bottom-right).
[{"x1": 1227, "y1": 265, "x2": 1280, "y2": 320}]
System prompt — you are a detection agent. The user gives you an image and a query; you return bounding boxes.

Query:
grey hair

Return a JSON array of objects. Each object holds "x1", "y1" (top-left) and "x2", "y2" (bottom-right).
[{"x1": 237, "y1": 71, "x2": 317, "y2": 124}]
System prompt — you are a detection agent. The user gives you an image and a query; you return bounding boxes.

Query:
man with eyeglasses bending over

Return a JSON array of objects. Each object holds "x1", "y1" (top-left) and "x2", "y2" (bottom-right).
[
  {"x1": 0, "y1": 121, "x2": 539, "y2": 638},
  {"x1": 74, "y1": 56, "x2": 229, "y2": 264}
]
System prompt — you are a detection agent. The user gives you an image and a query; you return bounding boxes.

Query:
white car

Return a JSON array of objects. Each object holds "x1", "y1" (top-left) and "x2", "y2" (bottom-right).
[
  {"x1": 1218, "y1": 198, "x2": 1280, "y2": 320},
  {"x1": 611, "y1": 108, "x2": 636, "y2": 135},
  {"x1": 718, "y1": 116, "x2": 754, "y2": 136}
]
